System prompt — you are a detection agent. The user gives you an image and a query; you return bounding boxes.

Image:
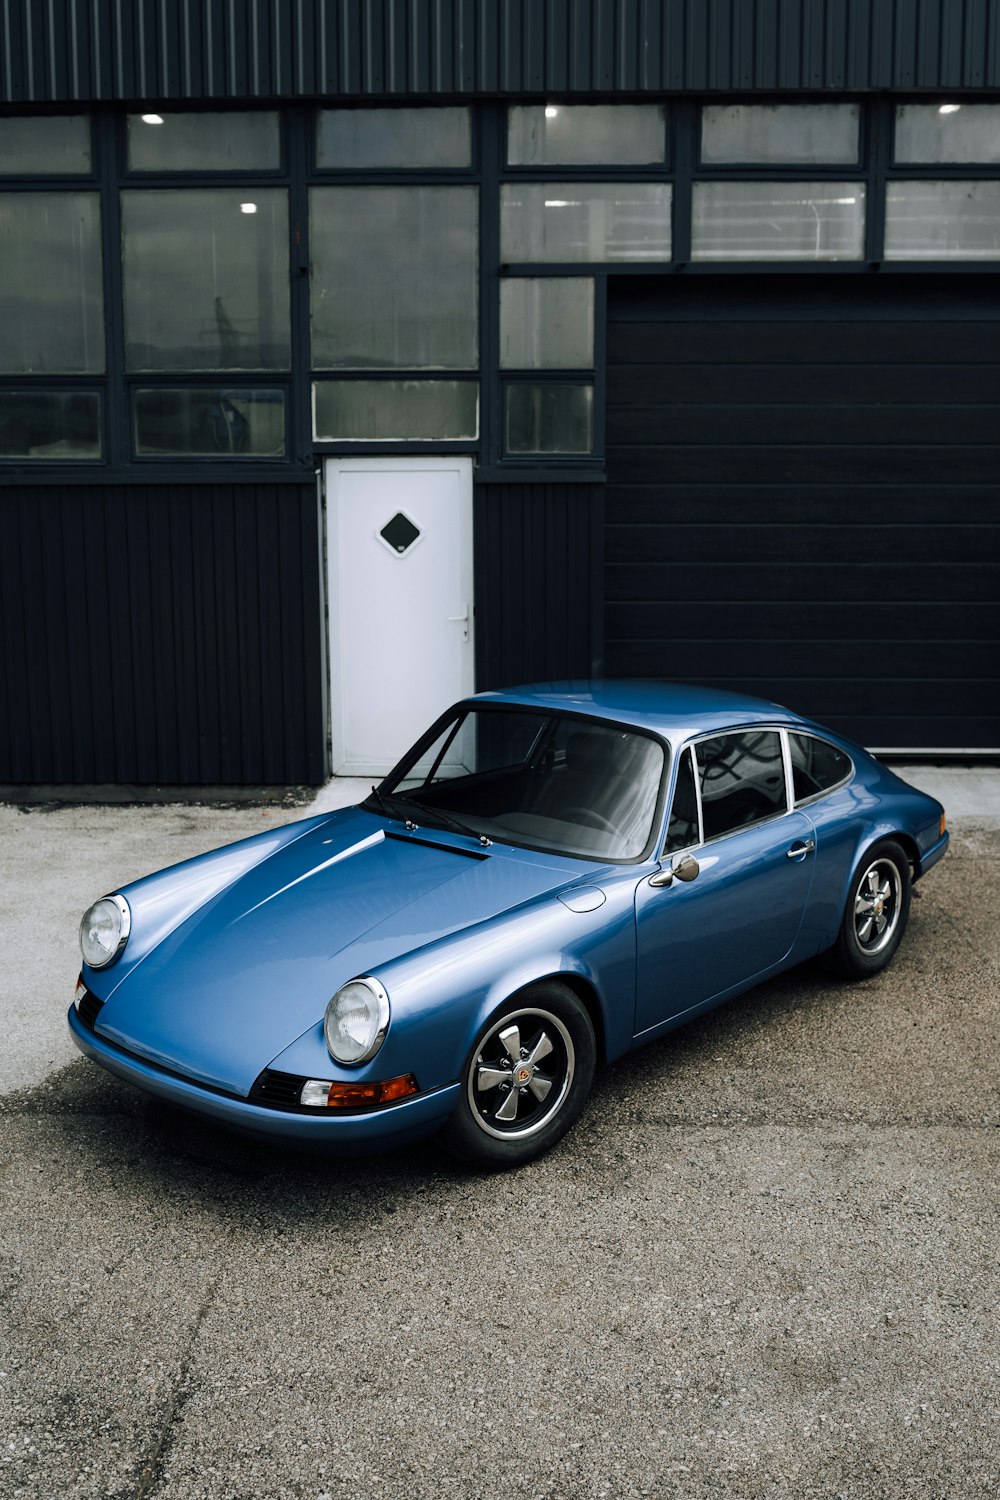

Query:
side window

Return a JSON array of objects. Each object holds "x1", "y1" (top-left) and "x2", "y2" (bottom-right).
[
  {"x1": 788, "y1": 732, "x2": 852, "y2": 804},
  {"x1": 696, "y1": 730, "x2": 787, "y2": 841},
  {"x1": 663, "y1": 747, "x2": 699, "y2": 853}
]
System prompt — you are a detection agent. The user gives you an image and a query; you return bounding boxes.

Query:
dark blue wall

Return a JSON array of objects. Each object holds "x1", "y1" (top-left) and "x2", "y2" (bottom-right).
[
  {"x1": 0, "y1": 478, "x2": 326, "y2": 785},
  {"x1": 4, "y1": 0, "x2": 999, "y2": 105}
]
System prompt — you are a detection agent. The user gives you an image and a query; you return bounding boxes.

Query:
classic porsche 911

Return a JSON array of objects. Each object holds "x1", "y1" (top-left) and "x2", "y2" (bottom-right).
[{"x1": 69, "y1": 682, "x2": 948, "y2": 1166}]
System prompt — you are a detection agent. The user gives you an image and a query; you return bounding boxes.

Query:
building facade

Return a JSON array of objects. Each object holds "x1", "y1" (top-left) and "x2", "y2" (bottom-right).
[{"x1": 1, "y1": 0, "x2": 998, "y2": 785}]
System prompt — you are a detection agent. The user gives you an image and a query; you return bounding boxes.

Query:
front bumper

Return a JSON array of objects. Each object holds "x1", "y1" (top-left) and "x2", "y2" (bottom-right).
[{"x1": 67, "y1": 1004, "x2": 458, "y2": 1154}]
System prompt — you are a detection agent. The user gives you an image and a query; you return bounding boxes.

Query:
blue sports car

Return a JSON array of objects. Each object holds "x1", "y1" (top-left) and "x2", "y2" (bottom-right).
[{"x1": 70, "y1": 683, "x2": 949, "y2": 1166}]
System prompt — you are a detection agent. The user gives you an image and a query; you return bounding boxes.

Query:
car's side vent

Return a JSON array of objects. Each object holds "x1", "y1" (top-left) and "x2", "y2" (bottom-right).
[
  {"x1": 77, "y1": 989, "x2": 105, "y2": 1031},
  {"x1": 248, "y1": 1069, "x2": 303, "y2": 1110}
]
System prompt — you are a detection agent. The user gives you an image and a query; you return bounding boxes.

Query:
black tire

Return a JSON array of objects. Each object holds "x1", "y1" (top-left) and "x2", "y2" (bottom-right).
[
  {"x1": 440, "y1": 980, "x2": 596, "y2": 1167},
  {"x1": 826, "y1": 838, "x2": 912, "y2": 980}
]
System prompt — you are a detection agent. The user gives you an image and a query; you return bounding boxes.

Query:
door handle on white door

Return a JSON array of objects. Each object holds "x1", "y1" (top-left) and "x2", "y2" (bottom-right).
[{"x1": 448, "y1": 603, "x2": 470, "y2": 642}]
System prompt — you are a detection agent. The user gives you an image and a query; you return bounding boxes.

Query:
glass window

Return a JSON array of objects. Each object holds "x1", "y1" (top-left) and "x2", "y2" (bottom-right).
[
  {"x1": 501, "y1": 183, "x2": 671, "y2": 263},
  {"x1": 378, "y1": 704, "x2": 664, "y2": 862},
  {"x1": 507, "y1": 104, "x2": 666, "y2": 166},
  {"x1": 692, "y1": 181, "x2": 865, "y2": 261},
  {"x1": 895, "y1": 104, "x2": 1000, "y2": 164},
  {"x1": 0, "y1": 115, "x2": 91, "y2": 174},
  {"x1": 701, "y1": 104, "x2": 860, "y2": 165},
  {"x1": 316, "y1": 107, "x2": 472, "y2": 169},
  {"x1": 788, "y1": 733, "x2": 852, "y2": 805},
  {"x1": 133, "y1": 389, "x2": 285, "y2": 456},
  {"x1": 122, "y1": 189, "x2": 290, "y2": 371},
  {"x1": 310, "y1": 186, "x2": 478, "y2": 370},
  {"x1": 0, "y1": 193, "x2": 104, "y2": 373},
  {"x1": 500, "y1": 279, "x2": 594, "y2": 369},
  {"x1": 126, "y1": 111, "x2": 280, "y2": 171},
  {"x1": 505, "y1": 383, "x2": 593, "y2": 455},
  {"x1": 663, "y1": 748, "x2": 699, "y2": 854},
  {"x1": 884, "y1": 181, "x2": 1000, "y2": 260},
  {"x1": 0, "y1": 390, "x2": 101, "y2": 459},
  {"x1": 696, "y1": 731, "x2": 787, "y2": 841},
  {"x1": 313, "y1": 380, "x2": 478, "y2": 441}
]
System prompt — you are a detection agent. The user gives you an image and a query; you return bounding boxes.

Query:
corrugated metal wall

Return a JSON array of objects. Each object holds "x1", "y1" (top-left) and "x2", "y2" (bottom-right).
[
  {"x1": 0, "y1": 479, "x2": 327, "y2": 785},
  {"x1": 604, "y1": 275, "x2": 1000, "y2": 750},
  {"x1": 3, "y1": 0, "x2": 999, "y2": 104},
  {"x1": 474, "y1": 478, "x2": 603, "y2": 691}
]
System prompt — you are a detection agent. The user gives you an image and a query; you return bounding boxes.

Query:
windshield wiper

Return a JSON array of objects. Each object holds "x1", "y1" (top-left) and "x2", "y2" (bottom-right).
[
  {"x1": 402, "y1": 798, "x2": 493, "y2": 846},
  {"x1": 365, "y1": 785, "x2": 418, "y2": 828},
  {"x1": 365, "y1": 786, "x2": 491, "y2": 846}
]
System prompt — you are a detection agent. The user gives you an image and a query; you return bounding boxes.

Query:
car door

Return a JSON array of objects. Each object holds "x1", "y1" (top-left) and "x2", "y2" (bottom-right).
[{"x1": 633, "y1": 729, "x2": 816, "y2": 1039}]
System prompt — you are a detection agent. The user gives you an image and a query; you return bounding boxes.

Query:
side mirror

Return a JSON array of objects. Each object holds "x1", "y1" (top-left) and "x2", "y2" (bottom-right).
[{"x1": 648, "y1": 853, "x2": 701, "y2": 888}]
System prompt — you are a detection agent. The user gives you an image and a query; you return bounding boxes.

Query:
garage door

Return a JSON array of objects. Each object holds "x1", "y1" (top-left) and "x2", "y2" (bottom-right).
[{"x1": 605, "y1": 275, "x2": 1000, "y2": 751}]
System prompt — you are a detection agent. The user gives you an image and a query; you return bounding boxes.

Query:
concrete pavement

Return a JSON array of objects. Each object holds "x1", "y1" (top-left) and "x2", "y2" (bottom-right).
[{"x1": 0, "y1": 766, "x2": 997, "y2": 1500}]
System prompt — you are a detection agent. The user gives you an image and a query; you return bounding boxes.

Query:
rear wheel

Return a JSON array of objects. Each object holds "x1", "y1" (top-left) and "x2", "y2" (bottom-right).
[
  {"x1": 440, "y1": 981, "x2": 596, "y2": 1167},
  {"x1": 826, "y1": 839, "x2": 911, "y2": 979}
]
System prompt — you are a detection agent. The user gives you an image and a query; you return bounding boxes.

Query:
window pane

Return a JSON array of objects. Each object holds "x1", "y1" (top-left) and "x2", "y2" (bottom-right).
[
  {"x1": 316, "y1": 108, "x2": 471, "y2": 168},
  {"x1": 508, "y1": 105, "x2": 666, "y2": 165},
  {"x1": 0, "y1": 390, "x2": 100, "y2": 458},
  {"x1": 788, "y1": 733, "x2": 852, "y2": 805},
  {"x1": 696, "y1": 731, "x2": 786, "y2": 841},
  {"x1": 134, "y1": 389, "x2": 285, "y2": 456},
  {"x1": 0, "y1": 193, "x2": 104, "y2": 373},
  {"x1": 313, "y1": 380, "x2": 478, "y2": 440},
  {"x1": 127, "y1": 111, "x2": 280, "y2": 171},
  {"x1": 383, "y1": 707, "x2": 663, "y2": 861},
  {"x1": 500, "y1": 279, "x2": 594, "y2": 369},
  {"x1": 501, "y1": 183, "x2": 671, "y2": 263},
  {"x1": 122, "y1": 189, "x2": 290, "y2": 371},
  {"x1": 0, "y1": 115, "x2": 91, "y2": 174},
  {"x1": 505, "y1": 383, "x2": 593, "y2": 454},
  {"x1": 885, "y1": 181, "x2": 1000, "y2": 259},
  {"x1": 664, "y1": 748, "x2": 699, "y2": 854},
  {"x1": 310, "y1": 187, "x2": 478, "y2": 369},
  {"x1": 692, "y1": 182, "x2": 865, "y2": 261},
  {"x1": 895, "y1": 104, "x2": 1000, "y2": 164},
  {"x1": 701, "y1": 104, "x2": 859, "y2": 165}
]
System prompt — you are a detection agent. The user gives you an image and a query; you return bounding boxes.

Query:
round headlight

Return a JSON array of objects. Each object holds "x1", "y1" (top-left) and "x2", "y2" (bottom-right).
[
  {"x1": 324, "y1": 977, "x2": 390, "y2": 1066},
  {"x1": 79, "y1": 894, "x2": 131, "y2": 969}
]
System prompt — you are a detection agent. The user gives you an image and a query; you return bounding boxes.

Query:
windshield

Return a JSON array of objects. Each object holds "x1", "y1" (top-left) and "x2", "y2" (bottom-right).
[{"x1": 369, "y1": 706, "x2": 666, "y2": 861}]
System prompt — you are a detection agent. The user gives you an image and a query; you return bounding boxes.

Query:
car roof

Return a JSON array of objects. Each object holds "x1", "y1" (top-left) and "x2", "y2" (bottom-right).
[{"x1": 469, "y1": 680, "x2": 806, "y2": 745}]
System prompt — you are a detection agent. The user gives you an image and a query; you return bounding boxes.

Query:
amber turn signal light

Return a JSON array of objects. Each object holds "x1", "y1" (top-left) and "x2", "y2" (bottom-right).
[{"x1": 321, "y1": 1074, "x2": 419, "y2": 1109}]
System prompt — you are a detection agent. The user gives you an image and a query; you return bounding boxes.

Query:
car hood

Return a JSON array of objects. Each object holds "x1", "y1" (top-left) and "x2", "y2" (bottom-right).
[{"x1": 95, "y1": 808, "x2": 588, "y2": 1096}]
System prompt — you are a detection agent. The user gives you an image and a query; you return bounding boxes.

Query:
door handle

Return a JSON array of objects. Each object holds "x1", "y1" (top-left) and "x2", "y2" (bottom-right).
[
  {"x1": 448, "y1": 603, "x2": 470, "y2": 642},
  {"x1": 786, "y1": 839, "x2": 816, "y2": 860}
]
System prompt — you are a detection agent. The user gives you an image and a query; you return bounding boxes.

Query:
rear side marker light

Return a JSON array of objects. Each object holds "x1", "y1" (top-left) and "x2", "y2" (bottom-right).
[{"x1": 299, "y1": 1074, "x2": 419, "y2": 1109}]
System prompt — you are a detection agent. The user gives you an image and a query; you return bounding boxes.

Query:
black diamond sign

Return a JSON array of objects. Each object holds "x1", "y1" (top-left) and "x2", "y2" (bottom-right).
[{"x1": 380, "y1": 512, "x2": 421, "y2": 554}]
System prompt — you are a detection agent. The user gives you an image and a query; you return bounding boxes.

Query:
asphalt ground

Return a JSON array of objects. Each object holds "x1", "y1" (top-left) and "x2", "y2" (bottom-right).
[{"x1": 0, "y1": 776, "x2": 997, "y2": 1500}]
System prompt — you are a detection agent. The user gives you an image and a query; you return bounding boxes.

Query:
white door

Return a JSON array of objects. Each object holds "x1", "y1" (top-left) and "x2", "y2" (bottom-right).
[{"x1": 326, "y1": 456, "x2": 474, "y2": 777}]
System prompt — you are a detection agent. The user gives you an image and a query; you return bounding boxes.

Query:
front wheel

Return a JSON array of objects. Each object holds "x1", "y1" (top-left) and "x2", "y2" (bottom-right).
[
  {"x1": 440, "y1": 981, "x2": 596, "y2": 1167},
  {"x1": 826, "y1": 839, "x2": 911, "y2": 979}
]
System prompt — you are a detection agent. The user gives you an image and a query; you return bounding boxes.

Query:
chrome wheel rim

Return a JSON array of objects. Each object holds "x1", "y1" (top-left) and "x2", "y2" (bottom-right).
[
  {"x1": 853, "y1": 857, "x2": 902, "y2": 955},
  {"x1": 468, "y1": 1007, "x2": 574, "y2": 1141}
]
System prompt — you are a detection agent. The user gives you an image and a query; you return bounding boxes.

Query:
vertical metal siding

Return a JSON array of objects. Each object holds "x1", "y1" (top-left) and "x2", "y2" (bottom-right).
[
  {"x1": 3, "y1": 0, "x2": 1000, "y2": 103},
  {"x1": 474, "y1": 479, "x2": 603, "y2": 692},
  {"x1": 0, "y1": 479, "x2": 326, "y2": 785}
]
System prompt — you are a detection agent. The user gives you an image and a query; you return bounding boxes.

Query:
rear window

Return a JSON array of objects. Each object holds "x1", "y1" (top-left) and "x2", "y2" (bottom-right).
[{"x1": 788, "y1": 732, "x2": 853, "y2": 805}]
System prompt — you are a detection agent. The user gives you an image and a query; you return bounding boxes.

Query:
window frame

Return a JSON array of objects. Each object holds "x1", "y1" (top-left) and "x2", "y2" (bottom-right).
[
  {"x1": 307, "y1": 106, "x2": 482, "y2": 457},
  {"x1": 660, "y1": 727, "x2": 800, "y2": 857}
]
